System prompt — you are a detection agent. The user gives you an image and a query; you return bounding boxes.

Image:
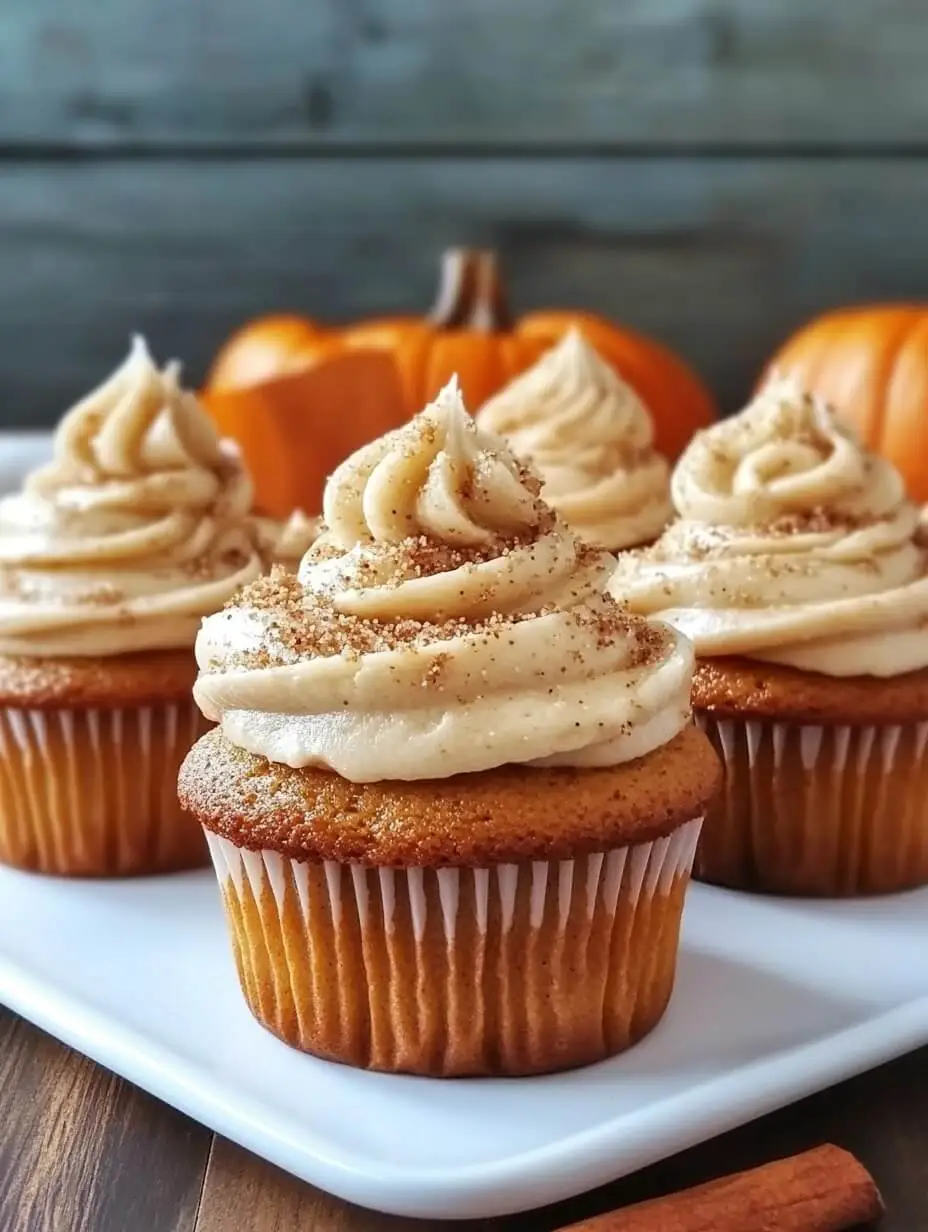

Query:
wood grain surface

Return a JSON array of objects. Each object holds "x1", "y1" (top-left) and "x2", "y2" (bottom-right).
[
  {"x1": 0, "y1": 1005, "x2": 924, "y2": 1231},
  {"x1": 0, "y1": 1009, "x2": 209, "y2": 1232},
  {"x1": 2, "y1": 0, "x2": 927, "y2": 149},
  {"x1": 0, "y1": 0, "x2": 927, "y2": 430},
  {"x1": 2, "y1": 155, "x2": 927, "y2": 426}
]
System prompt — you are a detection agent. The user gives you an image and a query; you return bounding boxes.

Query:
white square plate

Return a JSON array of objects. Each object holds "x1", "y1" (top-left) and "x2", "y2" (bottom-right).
[
  {"x1": 0, "y1": 431, "x2": 927, "y2": 1218},
  {"x1": 0, "y1": 868, "x2": 925, "y2": 1219}
]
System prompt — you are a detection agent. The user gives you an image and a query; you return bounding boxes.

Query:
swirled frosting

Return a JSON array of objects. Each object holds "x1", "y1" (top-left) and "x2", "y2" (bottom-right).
[
  {"x1": 194, "y1": 378, "x2": 693, "y2": 782},
  {"x1": 0, "y1": 336, "x2": 262, "y2": 657},
  {"x1": 476, "y1": 329, "x2": 671, "y2": 549},
  {"x1": 610, "y1": 377, "x2": 928, "y2": 677},
  {"x1": 253, "y1": 510, "x2": 320, "y2": 571}
]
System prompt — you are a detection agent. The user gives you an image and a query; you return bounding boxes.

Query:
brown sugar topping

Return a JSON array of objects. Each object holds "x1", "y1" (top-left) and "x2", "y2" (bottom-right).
[
  {"x1": 218, "y1": 572, "x2": 661, "y2": 672},
  {"x1": 216, "y1": 538, "x2": 666, "y2": 674},
  {"x1": 308, "y1": 517, "x2": 561, "y2": 586},
  {"x1": 765, "y1": 509, "x2": 864, "y2": 536},
  {"x1": 646, "y1": 508, "x2": 874, "y2": 564}
]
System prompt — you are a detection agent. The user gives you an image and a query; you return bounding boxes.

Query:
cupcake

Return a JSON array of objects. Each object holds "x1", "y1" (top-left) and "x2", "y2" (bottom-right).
[
  {"x1": 611, "y1": 376, "x2": 928, "y2": 897},
  {"x1": 179, "y1": 378, "x2": 719, "y2": 1076},
  {"x1": 476, "y1": 329, "x2": 672, "y2": 550},
  {"x1": 0, "y1": 336, "x2": 262, "y2": 875}
]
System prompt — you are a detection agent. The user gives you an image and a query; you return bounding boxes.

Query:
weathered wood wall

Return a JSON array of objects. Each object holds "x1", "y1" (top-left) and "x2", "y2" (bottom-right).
[{"x1": 1, "y1": 1, "x2": 925, "y2": 425}]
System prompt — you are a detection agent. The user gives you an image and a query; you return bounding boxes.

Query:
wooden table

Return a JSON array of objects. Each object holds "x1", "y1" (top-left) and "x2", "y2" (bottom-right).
[{"x1": 0, "y1": 1009, "x2": 923, "y2": 1232}]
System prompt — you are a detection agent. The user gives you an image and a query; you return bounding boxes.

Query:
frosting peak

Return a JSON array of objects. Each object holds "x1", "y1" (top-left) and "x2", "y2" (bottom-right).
[
  {"x1": 253, "y1": 509, "x2": 320, "y2": 571},
  {"x1": 194, "y1": 379, "x2": 693, "y2": 782},
  {"x1": 323, "y1": 377, "x2": 543, "y2": 551},
  {"x1": 0, "y1": 337, "x2": 262, "y2": 657},
  {"x1": 671, "y1": 375, "x2": 905, "y2": 528},
  {"x1": 51, "y1": 335, "x2": 225, "y2": 484},
  {"x1": 611, "y1": 377, "x2": 928, "y2": 678},
  {"x1": 476, "y1": 329, "x2": 671, "y2": 550}
]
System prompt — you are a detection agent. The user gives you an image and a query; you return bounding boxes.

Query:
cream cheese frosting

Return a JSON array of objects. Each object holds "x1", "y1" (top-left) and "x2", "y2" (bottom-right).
[
  {"x1": 194, "y1": 378, "x2": 694, "y2": 782},
  {"x1": 0, "y1": 336, "x2": 262, "y2": 657},
  {"x1": 610, "y1": 376, "x2": 928, "y2": 678},
  {"x1": 476, "y1": 329, "x2": 671, "y2": 550},
  {"x1": 253, "y1": 510, "x2": 320, "y2": 571}
]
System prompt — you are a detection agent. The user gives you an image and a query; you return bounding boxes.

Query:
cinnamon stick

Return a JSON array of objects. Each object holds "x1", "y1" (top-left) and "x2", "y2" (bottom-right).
[{"x1": 556, "y1": 1144, "x2": 883, "y2": 1232}]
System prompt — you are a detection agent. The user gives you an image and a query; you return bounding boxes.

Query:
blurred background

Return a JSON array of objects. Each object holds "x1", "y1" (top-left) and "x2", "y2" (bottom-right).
[{"x1": 1, "y1": 0, "x2": 925, "y2": 425}]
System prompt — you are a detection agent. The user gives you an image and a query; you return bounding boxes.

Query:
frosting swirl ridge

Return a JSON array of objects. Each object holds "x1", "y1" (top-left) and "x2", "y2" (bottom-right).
[
  {"x1": 0, "y1": 336, "x2": 262, "y2": 656},
  {"x1": 194, "y1": 379, "x2": 693, "y2": 782},
  {"x1": 477, "y1": 330, "x2": 671, "y2": 549},
  {"x1": 610, "y1": 377, "x2": 928, "y2": 677}
]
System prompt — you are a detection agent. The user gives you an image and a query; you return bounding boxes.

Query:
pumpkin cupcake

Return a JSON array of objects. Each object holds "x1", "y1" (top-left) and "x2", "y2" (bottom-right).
[
  {"x1": 611, "y1": 376, "x2": 928, "y2": 897},
  {"x1": 476, "y1": 329, "x2": 672, "y2": 550},
  {"x1": 179, "y1": 379, "x2": 719, "y2": 1076},
  {"x1": 0, "y1": 336, "x2": 263, "y2": 875}
]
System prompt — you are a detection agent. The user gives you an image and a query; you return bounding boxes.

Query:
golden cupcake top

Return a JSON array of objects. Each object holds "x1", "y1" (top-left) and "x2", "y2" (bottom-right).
[
  {"x1": 194, "y1": 378, "x2": 693, "y2": 783},
  {"x1": 0, "y1": 336, "x2": 262, "y2": 657},
  {"x1": 182, "y1": 725, "x2": 719, "y2": 865},
  {"x1": 610, "y1": 376, "x2": 928, "y2": 677},
  {"x1": 476, "y1": 329, "x2": 671, "y2": 549}
]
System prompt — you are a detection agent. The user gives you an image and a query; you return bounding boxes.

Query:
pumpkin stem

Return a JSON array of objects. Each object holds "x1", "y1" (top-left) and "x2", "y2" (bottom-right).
[
  {"x1": 428, "y1": 248, "x2": 512, "y2": 332},
  {"x1": 470, "y1": 251, "x2": 512, "y2": 331}
]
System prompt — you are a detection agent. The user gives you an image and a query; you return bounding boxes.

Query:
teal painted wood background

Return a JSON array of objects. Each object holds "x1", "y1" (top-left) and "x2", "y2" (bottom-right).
[{"x1": 1, "y1": 1, "x2": 925, "y2": 423}]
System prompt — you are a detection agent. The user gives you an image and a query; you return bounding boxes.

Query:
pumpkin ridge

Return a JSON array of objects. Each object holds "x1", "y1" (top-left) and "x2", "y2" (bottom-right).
[
  {"x1": 764, "y1": 303, "x2": 928, "y2": 502},
  {"x1": 870, "y1": 309, "x2": 922, "y2": 447},
  {"x1": 798, "y1": 324, "x2": 843, "y2": 388},
  {"x1": 883, "y1": 314, "x2": 928, "y2": 474}
]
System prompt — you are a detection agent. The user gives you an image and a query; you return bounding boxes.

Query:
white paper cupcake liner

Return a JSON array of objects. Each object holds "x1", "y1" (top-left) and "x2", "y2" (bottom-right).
[
  {"x1": 0, "y1": 701, "x2": 208, "y2": 875},
  {"x1": 695, "y1": 713, "x2": 928, "y2": 895},
  {"x1": 204, "y1": 816, "x2": 702, "y2": 1076}
]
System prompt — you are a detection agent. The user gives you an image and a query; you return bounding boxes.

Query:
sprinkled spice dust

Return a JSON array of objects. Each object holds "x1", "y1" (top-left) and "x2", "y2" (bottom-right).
[
  {"x1": 0, "y1": 573, "x2": 125, "y2": 609},
  {"x1": 423, "y1": 653, "x2": 450, "y2": 688},
  {"x1": 73, "y1": 582, "x2": 128, "y2": 607},
  {"x1": 765, "y1": 509, "x2": 866, "y2": 536},
  {"x1": 306, "y1": 529, "x2": 560, "y2": 592},
  {"x1": 217, "y1": 555, "x2": 667, "y2": 674},
  {"x1": 181, "y1": 546, "x2": 252, "y2": 582},
  {"x1": 643, "y1": 509, "x2": 880, "y2": 564}
]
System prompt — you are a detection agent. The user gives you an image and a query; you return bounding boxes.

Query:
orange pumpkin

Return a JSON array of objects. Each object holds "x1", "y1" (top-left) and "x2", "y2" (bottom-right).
[
  {"x1": 764, "y1": 305, "x2": 928, "y2": 501},
  {"x1": 202, "y1": 350, "x2": 405, "y2": 519},
  {"x1": 338, "y1": 250, "x2": 551, "y2": 414},
  {"x1": 207, "y1": 314, "x2": 329, "y2": 391},
  {"x1": 205, "y1": 249, "x2": 717, "y2": 462}
]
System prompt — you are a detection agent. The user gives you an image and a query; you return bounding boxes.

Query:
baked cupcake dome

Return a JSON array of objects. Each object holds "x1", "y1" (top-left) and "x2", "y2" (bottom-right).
[
  {"x1": 184, "y1": 727, "x2": 716, "y2": 1076},
  {"x1": 476, "y1": 329, "x2": 672, "y2": 551},
  {"x1": 180, "y1": 378, "x2": 720, "y2": 1075},
  {"x1": 0, "y1": 336, "x2": 263, "y2": 875},
  {"x1": 611, "y1": 376, "x2": 928, "y2": 896}
]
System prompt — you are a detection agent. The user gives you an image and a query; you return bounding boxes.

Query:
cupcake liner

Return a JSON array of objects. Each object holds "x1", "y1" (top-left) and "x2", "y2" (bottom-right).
[
  {"x1": 204, "y1": 817, "x2": 702, "y2": 1077},
  {"x1": 695, "y1": 713, "x2": 928, "y2": 896},
  {"x1": 0, "y1": 701, "x2": 209, "y2": 876}
]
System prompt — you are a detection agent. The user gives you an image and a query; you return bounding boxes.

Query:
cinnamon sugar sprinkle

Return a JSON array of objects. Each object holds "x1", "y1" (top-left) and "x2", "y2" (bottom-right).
[
  {"x1": 0, "y1": 544, "x2": 252, "y2": 608},
  {"x1": 308, "y1": 532, "x2": 551, "y2": 590},
  {"x1": 645, "y1": 508, "x2": 876, "y2": 563},
  {"x1": 217, "y1": 554, "x2": 664, "y2": 674}
]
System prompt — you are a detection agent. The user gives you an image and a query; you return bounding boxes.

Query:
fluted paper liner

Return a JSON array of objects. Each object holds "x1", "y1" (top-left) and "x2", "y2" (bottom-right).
[
  {"x1": 0, "y1": 701, "x2": 209, "y2": 875},
  {"x1": 204, "y1": 817, "x2": 702, "y2": 1076},
  {"x1": 695, "y1": 714, "x2": 928, "y2": 896}
]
